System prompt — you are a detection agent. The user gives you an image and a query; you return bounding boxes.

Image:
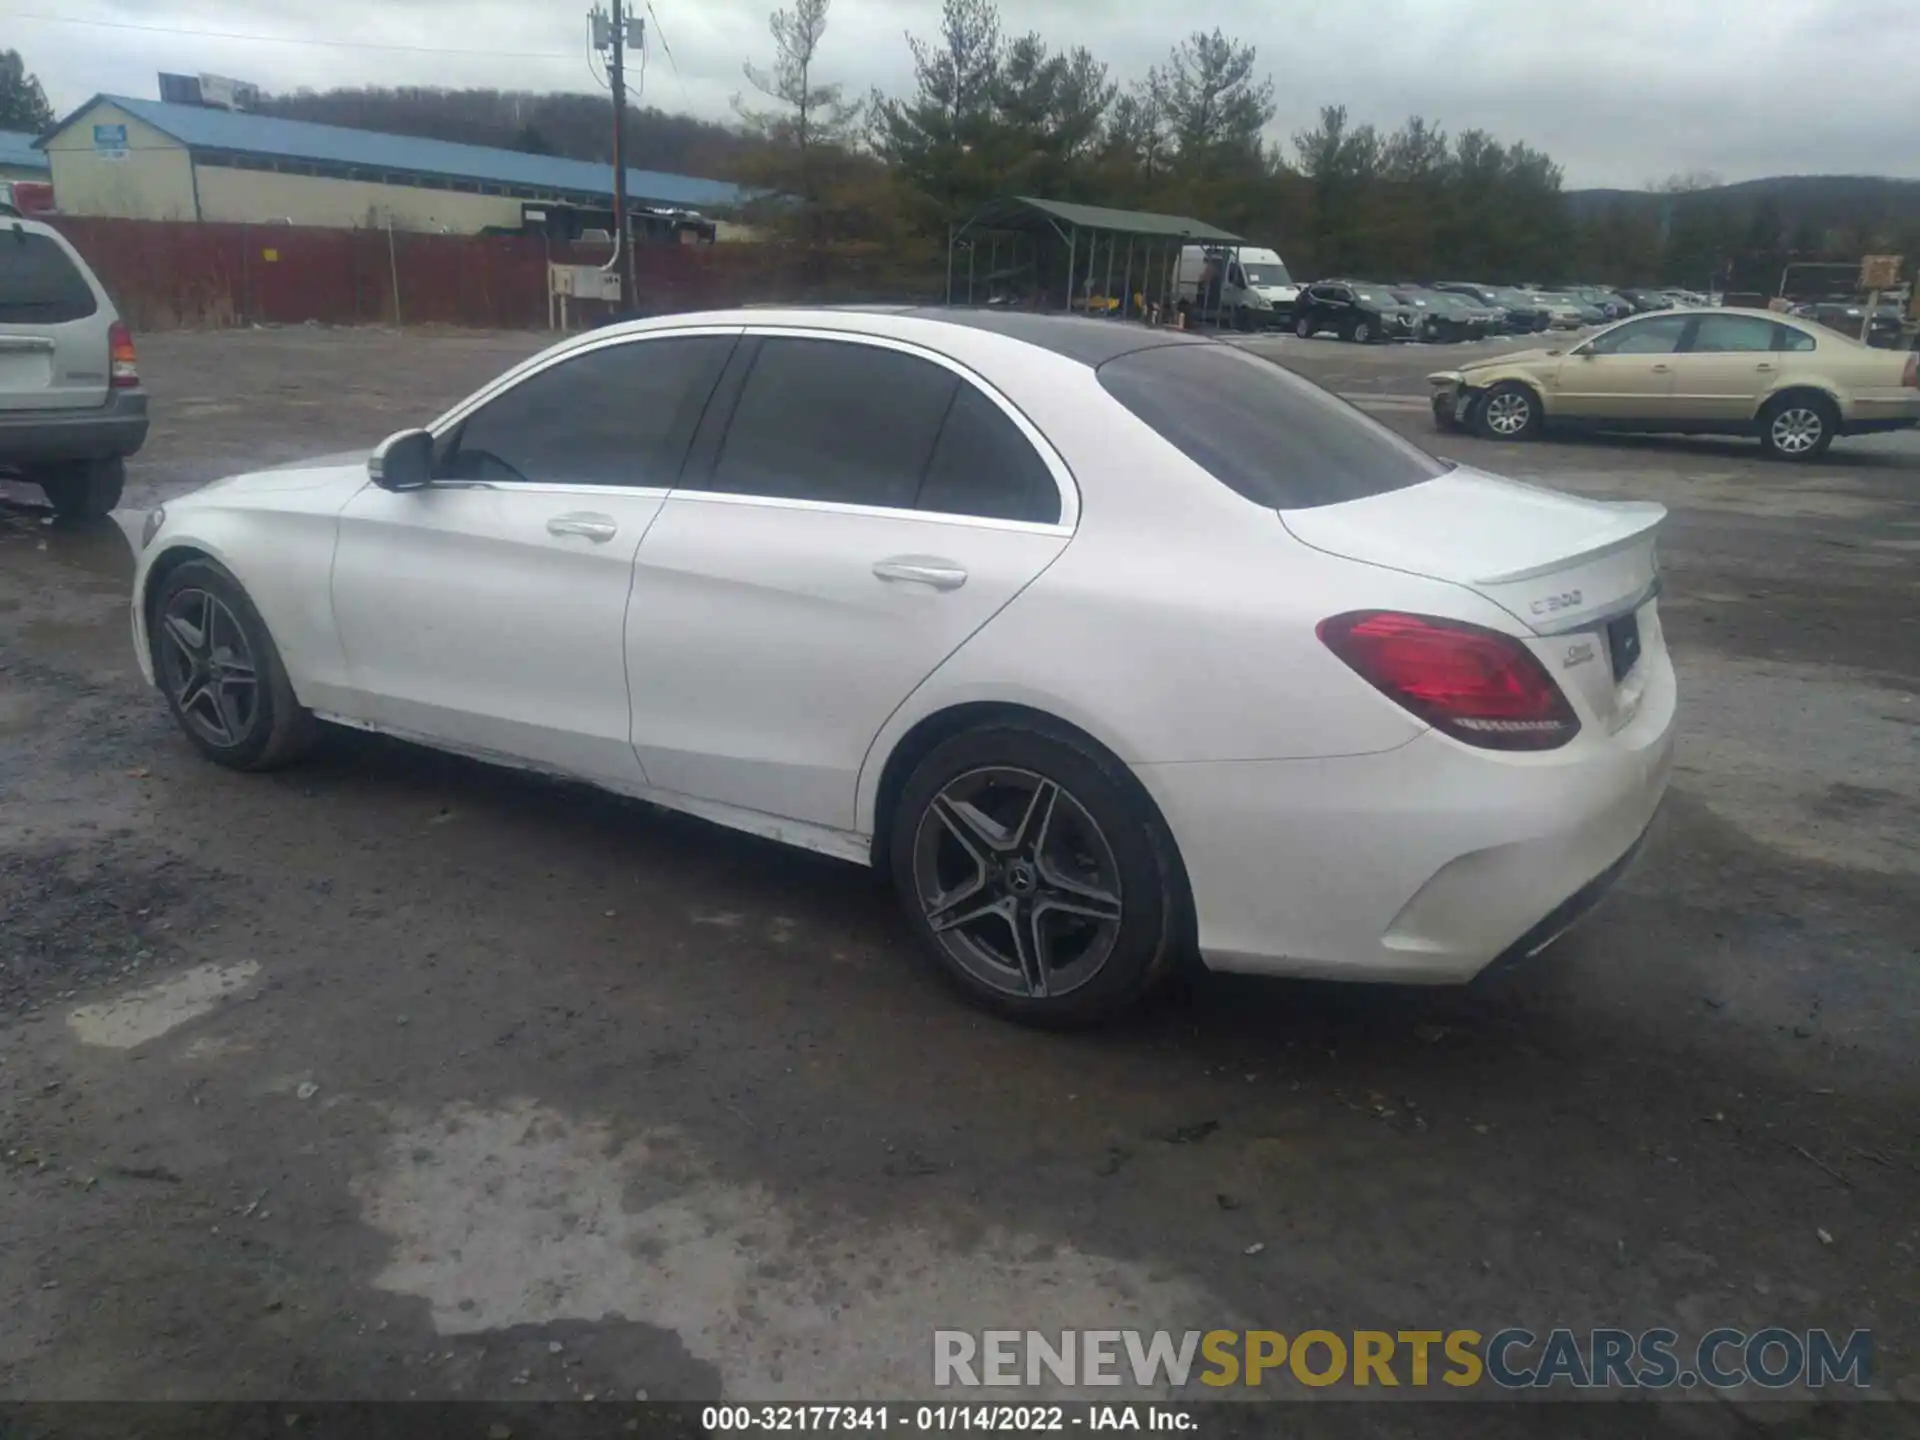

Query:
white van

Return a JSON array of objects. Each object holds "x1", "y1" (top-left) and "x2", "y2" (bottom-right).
[{"x1": 1174, "y1": 245, "x2": 1300, "y2": 330}]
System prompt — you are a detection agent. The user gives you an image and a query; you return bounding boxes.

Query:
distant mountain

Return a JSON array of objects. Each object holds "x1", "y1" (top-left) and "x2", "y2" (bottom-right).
[{"x1": 1565, "y1": 174, "x2": 1920, "y2": 225}]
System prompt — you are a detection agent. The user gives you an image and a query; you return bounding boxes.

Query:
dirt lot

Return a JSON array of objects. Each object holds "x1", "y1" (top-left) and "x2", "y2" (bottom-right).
[{"x1": 2, "y1": 325, "x2": 1917, "y2": 1428}]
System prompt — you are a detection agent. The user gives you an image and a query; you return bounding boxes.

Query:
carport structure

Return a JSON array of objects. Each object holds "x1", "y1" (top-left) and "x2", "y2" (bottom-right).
[{"x1": 945, "y1": 196, "x2": 1244, "y2": 323}]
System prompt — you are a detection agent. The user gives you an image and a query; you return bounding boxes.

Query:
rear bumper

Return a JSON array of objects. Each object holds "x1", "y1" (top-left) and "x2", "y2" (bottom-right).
[
  {"x1": 0, "y1": 389, "x2": 149, "y2": 465},
  {"x1": 1134, "y1": 649, "x2": 1677, "y2": 984}
]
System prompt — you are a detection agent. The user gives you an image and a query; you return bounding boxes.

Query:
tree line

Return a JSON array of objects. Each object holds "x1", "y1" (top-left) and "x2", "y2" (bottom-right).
[{"x1": 7, "y1": 27, "x2": 1917, "y2": 296}]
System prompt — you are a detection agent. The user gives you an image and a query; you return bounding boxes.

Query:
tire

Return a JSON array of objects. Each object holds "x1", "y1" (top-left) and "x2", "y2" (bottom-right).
[
  {"x1": 1473, "y1": 381, "x2": 1542, "y2": 441},
  {"x1": 149, "y1": 558, "x2": 317, "y2": 771},
  {"x1": 1758, "y1": 393, "x2": 1836, "y2": 462},
  {"x1": 39, "y1": 457, "x2": 125, "y2": 522},
  {"x1": 1233, "y1": 305, "x2": 1252, "y2": 333},
  {"x1": 1295, "y1": 314, "x2": 1313, "y2": 339},
  {"x1": 1351, "y1": 319, "x2": 1373, "y2": 345},
  {"x1": 1432, "y1": 395, "x2": 1464, "y2": 433},
  {"x1": 890, "y1": 723, "x2": 1188, "y2": 1026}
]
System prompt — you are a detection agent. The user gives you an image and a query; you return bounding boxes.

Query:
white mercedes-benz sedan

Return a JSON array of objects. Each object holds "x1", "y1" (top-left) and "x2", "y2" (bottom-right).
[{"x1": 129, "y1": 308, "x2": 1676, "y2": 1023}]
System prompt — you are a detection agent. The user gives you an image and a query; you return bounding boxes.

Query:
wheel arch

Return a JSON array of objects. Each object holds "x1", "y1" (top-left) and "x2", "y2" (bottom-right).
[
  {"x1": 863, "y1": 701, "x2": 1195, "y2": 931},
  {"x1": 1753, "y1": 383, "x2": 1842, "y2": 427}
]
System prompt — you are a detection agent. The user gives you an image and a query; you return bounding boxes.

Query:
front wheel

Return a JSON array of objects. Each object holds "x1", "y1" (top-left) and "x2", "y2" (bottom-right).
[
  {"x1": 1474, "y1": 382, "x2": 1542, "y2": 441},
  {"x1": 1295, "y1": 314, "x2": 1313, "y2": 339},
  {"x1": 890, "y1": 724, "x2": 1188, "y2": 1026},
  {"x1": 1351, "y1": 319, "x2": 1374, "y2": 345},
  {"x1": 39, "y1": 457, "x2": 125, "y2": 521},
  {"x1": 150, "y1": 558, "x2": 317, "y2": 770},
  {"x1": 1432, "y1": 395, "x2": 1464, "y2": 433},
  {"x1": 1758, "y1": 394, "x2": 1836, "y2": 462}
]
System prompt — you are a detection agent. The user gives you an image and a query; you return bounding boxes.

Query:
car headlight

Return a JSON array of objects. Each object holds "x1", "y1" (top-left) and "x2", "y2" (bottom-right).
[{"x1": 141, "y1": 506, "x2": 166, "y2": 550}]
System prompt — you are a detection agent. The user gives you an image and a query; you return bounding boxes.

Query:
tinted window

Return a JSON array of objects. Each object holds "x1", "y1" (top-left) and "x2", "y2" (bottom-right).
[
  {"x1": 918, "y1": 384, "x2": 1060, "y2": 524},
  {"x1": 1776, "y1": 324, "x2": 1817, "y2": 353},
  {"x1": 712, "y1": 338, "x2": 957, "y2": 508},
  {"x1": 0, "y1": 231, "x2": 98, "y2": 322},
  {"x1": 445, "y1": 335, "x2": 732, "y2": 485},
  {"x1": 1587, "y1": 315, "x2": 1691, "y2": 356},
  {"x1": 1689, "y1": 315, "x2": 1777, "y2": 353},
  {"x1": 1098, "y1": 344, "x2": 1447, "y2": 510}
]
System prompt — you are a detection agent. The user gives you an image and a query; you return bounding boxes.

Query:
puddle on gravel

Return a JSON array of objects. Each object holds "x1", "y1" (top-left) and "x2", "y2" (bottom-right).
[
  {"x1": 355, "y1": 1100, "x2": 1218, "y2": 1400},
  {"x1": 67, "y1": 960, "x2": 261, "y2": 1048}
]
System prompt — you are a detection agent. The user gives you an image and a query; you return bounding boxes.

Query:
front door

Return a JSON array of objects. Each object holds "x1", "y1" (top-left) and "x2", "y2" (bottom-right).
[
  {"x1": 626, "y1": 332, "x2": 1073, "y2": 833},
  {"x1": 329, "y1": 329, "x2": 737, "y2": 785},
  {"x1": 1554, "y1": 313, "x2": 1695, "y2": 421}
]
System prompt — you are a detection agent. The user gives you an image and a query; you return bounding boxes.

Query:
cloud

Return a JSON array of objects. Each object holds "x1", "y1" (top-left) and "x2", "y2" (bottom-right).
[{"x1": 15, "y1": 0, "x2": 1920, "y2": 188}]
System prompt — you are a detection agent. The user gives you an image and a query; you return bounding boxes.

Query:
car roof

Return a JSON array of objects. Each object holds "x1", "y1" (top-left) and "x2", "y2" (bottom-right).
[{"x1": 593, "y1": 306, "x2": 1219, "y2": 369}]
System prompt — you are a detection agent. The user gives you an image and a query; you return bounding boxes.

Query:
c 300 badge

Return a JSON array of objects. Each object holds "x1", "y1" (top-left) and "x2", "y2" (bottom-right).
[{"x1": 1530, "y1": 589, "x2": 1584, "y2": 616}]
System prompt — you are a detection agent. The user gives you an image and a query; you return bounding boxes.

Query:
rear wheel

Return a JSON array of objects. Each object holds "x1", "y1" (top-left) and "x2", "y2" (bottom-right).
[
  {"x1": 890, "y1": 724, "x2": 1187, "y2": 1026},
  {"x1": 39, "y1": 457, "x2": 125, "y2": 522},
  {"x1": 1758, "y1": 393, "x2": 1836, "y2": 462},
  {"x1": 1474, "y1": 382, "x2": 1542, "y2": 441},
  {"x1": 150, "y1": 558, "x2": 317, "y2": 770}
]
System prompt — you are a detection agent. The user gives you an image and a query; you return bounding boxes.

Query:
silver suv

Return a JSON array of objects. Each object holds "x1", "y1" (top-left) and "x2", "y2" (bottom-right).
[{"x1": 0, "y1": 217, "x2": 148, "y2": 520}]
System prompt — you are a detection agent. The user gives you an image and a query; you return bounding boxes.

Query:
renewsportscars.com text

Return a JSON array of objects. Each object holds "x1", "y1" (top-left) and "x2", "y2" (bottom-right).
[{"x1": 933, "y1": 1327, "x2": 1873, "y2": 1391}]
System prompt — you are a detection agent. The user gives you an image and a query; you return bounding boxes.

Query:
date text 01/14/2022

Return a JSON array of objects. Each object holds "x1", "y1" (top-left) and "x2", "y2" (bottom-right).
[{"x1": 699, "y1": 1405, "x2": 1195, "y2": 1431}]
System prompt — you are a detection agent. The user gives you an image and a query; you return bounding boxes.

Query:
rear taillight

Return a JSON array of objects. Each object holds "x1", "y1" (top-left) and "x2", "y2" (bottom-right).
[
  {"x1": 1902, "y1": 351, "x2": 1918, "y2": 390},
  {"x1": 1317, "y1": 611, "x2": 1581, "y2": 751},
  {"x1": 109, "y1": 321, "x2": 139, "y2": 388}
]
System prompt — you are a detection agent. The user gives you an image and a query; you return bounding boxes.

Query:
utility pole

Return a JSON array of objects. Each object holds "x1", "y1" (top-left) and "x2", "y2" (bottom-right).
[{"x1": 592, "y1": 2, "x2": 641, "y2": 312}]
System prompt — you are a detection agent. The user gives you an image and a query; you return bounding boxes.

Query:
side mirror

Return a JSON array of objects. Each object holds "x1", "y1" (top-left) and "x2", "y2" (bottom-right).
[{"x1": 369, "y1": 429, "x2": 434, "y2": 491}]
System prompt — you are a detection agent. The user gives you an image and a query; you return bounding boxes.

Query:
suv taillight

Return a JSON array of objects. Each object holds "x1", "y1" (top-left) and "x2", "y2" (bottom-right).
[
  {"x1": 109, "y1": 322, "x2": 139, "y2": 388},
  {"x1": 1903, "y1": 351, "x2": 1918, "y2": 390},
  {"x1": 1317, "y1": 611, "x2": 1581, "y2": 751}
]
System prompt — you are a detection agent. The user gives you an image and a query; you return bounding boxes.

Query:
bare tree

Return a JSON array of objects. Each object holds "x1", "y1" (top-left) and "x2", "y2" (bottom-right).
[{"x1": 736, "y1": 0, "x2": 863, "y2": 205}]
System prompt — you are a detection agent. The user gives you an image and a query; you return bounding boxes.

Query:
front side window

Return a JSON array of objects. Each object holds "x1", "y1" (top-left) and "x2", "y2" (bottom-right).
[
  {"x1": 0, "y1": 231, "x2": 98, "y2": 323},
  {"x1": 710, "y1": 337, "x2": 957, "y2": 509},
  {"x1": 1586, "y1": 315, "x2": 1691, "y2": 356},
  {"x1": 1098, "y1": 343, "x2": 1446, "y2": 510},
  {"x1": 1688, "y1": 315, "x2": 1777, "y2": 353},
  {"x1": 442, "y1": 335, "x2": 734, "y2": 486}
]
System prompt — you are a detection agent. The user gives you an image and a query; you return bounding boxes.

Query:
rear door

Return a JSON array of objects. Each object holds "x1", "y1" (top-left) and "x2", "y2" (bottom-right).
[
  {"x1": 1554, "y1": 313, "x2": 1694, "y2": 420},
  {"x1": 1670, "y1": 312, "x2": 1783, "y2": 421},
  {"x1": 625, "y1": 331, "x2": 1073, "y2": 832},
  {"x1": 0, "y1": 226, "x2": 110, "y2": 413}
]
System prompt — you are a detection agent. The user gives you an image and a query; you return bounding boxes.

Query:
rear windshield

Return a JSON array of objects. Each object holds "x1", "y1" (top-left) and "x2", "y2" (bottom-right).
[
  {"x1": 0, "y1": 230, "x2": 98, "y2": 322},
  {"x1": 1097, "y1": 344, "x2": 1448, "y2": 510}
]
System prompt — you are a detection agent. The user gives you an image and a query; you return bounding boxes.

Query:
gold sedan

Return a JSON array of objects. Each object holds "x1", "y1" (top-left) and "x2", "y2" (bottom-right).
[{"x1": 1429, "y1": 309, "x2": 1920, "y2": 460}]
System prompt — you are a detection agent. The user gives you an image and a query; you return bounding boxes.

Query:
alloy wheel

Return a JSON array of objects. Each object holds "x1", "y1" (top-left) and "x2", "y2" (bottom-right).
[
  {"x1": 912, "y1": 766, "x2": 1125, "y2": 1000},
  {"x1": 1485, "y1": 390, "x2": 1533, "y2": 435},
  {"x1": 1354, "y1": 321, "x2": 1372, "y2": 344},
  {"x1": 158, "y1": 588, "x2": 259, "y2": 748},
  {"x1": 1769, "y1": 407, "x2": 1824, "y2": 455}
]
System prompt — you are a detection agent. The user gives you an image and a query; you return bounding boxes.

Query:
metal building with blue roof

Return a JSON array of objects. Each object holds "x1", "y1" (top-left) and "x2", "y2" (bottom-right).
[
  {"x1": 36, "y1": 94, "x2": 750, "y2": 235},
  {"x1": 1, "y1": 129, "x2": 52, "y2": 180}
]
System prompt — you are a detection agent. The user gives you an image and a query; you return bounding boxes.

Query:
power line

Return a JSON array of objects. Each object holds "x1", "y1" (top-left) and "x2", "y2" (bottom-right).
[{"x1": 0, "y1": 10, "x2": 583, "y2": 61}]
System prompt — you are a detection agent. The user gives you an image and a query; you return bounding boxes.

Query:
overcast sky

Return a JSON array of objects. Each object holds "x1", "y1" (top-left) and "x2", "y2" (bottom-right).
[{"x1": 13, "y1": 0, "x2": 1920, "y2": 189}]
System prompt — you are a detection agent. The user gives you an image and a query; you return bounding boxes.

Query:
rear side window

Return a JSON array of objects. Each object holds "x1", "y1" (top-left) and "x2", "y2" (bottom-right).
[
  {"x1": 712, "y1": 337, "x2": 957, "y2": 509},
  {"x1": 1096, "y1": 344, "x2": 1446, "y2": 510},
  {"x1": 1689, "y1": 315, "x2": 1777, "y2": 353},
  {"x1": 443, "y1": 334, "x2": 733, "y2": 486},
  {"x1": 918, "y1": 384, "x2": 1060, "y2": 524},
  {"x1": 1776, "y1": 324, "x2": 1817, "y2": 353},
  {"x1": 0, "y1": 230, "x2": 99, "y2": 323}
]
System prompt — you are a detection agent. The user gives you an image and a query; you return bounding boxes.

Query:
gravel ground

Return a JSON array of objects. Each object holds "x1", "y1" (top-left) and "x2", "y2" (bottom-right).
[{"x1": 1, "y1": 323, "x2": 1916, "y2": 1430}]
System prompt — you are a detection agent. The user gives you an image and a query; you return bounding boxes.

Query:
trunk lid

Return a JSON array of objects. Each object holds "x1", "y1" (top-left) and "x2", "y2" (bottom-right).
[{"x1": 1280, "y1": 466, "x2": 1664, "y2": 636}]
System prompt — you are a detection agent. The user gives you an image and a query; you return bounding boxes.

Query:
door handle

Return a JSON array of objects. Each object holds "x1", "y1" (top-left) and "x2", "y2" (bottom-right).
[
  {"x1": 873, "y1": 557, "x2": 968, "y2": 591},
  {"x1": 1754, "y1": 362, "x2": 1775, "y2": 371},
  {"x1": 1650, "y1": 363, "x2": 1672, "y2": 373},
  {"x1": 546, "y1": 512, "x2": 618, "y2": 542}
]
